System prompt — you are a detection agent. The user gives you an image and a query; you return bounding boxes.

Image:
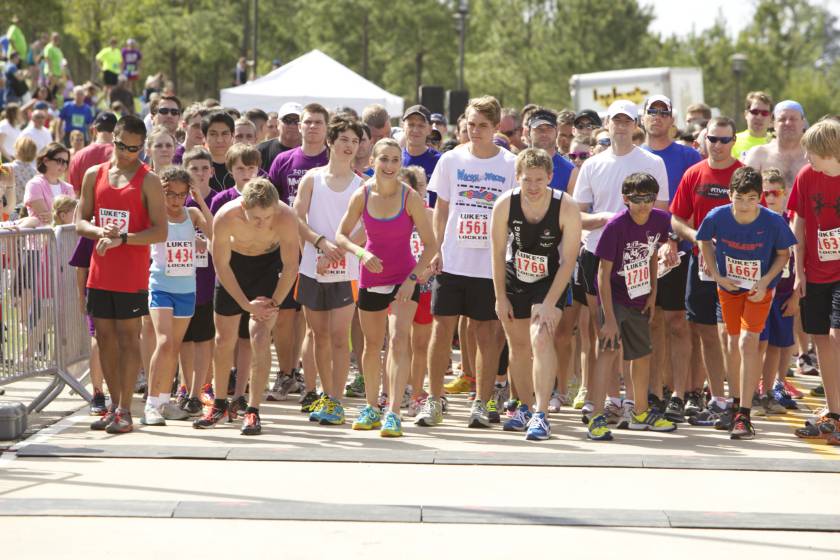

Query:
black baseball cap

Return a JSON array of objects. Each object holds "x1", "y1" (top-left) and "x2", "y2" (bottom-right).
[
  {"x1": 574, "y1": 109, "x2": 602, "y2": 128},
  {"x1": 430, "y1": 112, "x2": 446, "y2": 124},
  {"x1": 403, "y1": 104, "x2": 431, "y2": 122},
  {"x1": 93, "y1": 112, "x2": 118, "y2": 133},
  {"x1": 528, "y1": 109, "x2": 557, "y2": 128}
]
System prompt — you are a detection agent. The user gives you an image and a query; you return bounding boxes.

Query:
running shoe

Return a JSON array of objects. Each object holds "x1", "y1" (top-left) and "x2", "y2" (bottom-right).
[
  {"x1": 811, "y1": 385, "x2": 825, "y2": 398},
  {"x1": 604, "y1": 401, "x2": 624, "y2": 426},
  {"x1": 105, "y1": 410, "x2": 133, "y2": 434},
  {"x1": 629, "y1": 408, "x2": 677, "y2": 432},
  {"x1": 468, "y1": 399, "x2": 490, "y2": 428},
  {"x1": 827, "y1": 432, "x2": 840, "y2": 446},
  {"x1": 291, "y1": 368, "x2": 305, "y2": 394},
  {"x1": 134, "y1": 370, "x2": 147, "y2": 394},
  {"x1": 572, "y1": 387, "x2": 588, "y2": 410},
  {"x1": 415, "y1": 397, "x2": 443, "y2": 427},
  {"x1": 587, "y1": 414, "x2": 613, "y2": 441},
  {"x1": 141, "y1": 404, "x2": 165, "y2": 426},
  {"x1": 503, "y1": 403, "x2": 531, "y2": 432},
  {"x1": 266, "y1": 371, "x2": 286, "y2": 401},
  {"x1": 241, "y1": 410, "x2": 261, "y2": 435},
  {"x1": 714, "y1": 407, "x2": 734, "y2": 431},
  {"x1": 299, "y1": 390, "x2": 320, "y2": 413},
  {"x1": 90, "y1": 406, "x2": 116, "y2": 431},
  {"x1": 780, "y1": 379, "x2": 804, "y2": 400},
  {"x1": 760, "y1": 393, "x2": 788, "y2": 415},
  {"x1": 467, "y1": 391, "x2": 477, "y2": 401},
  {"x1": 380, "y1": 412, "x2": 403, "y2": 437},
  {"x1": 181, "y1": 396, "x2": 203, "y2": 416},
  {"x1": 406, "y1": 392, "x2": 428, "y2": 418},
  {"x1": 193, "y1": 402, "x2": 230, "y2": 429},
  {"x1": 89, "y1": 389, "x2": 107, "y2": 416},
  {"x1": 548, "y1": 391, "x2": 562, "y2": 413},
  {"x1": 493, "y1": 381, "x2": 510, "y2": 408},
  {"x1": 162, "y1": 402, "x2": 190, "y2": 421},
  {"x1": 795, "y1": 416, "x2": 840, "y2": 439},
  {"x1": 227, "y1": 368, "x2": 237, "y2": 396},
  {"x1": 440, "y1": 396, "x2": 450, "y2": 413},
  {"x1": 580, "y1": 401, "x2": 594, "y2": 424},
  {"x1": 648, "y1": 393, "x2": 666, "y2": 414},
  {"x1": 684, "y1": 391, "x2": 703, "y2": 417},
  {"x1": 797, "y1": 352, "x2": 819, "y2": 375},
  {"x1": 558, "y1": 392, "x2": 572, "y2": 407},
  {"x1": 377, "y1": 392, "x2": 389, "y2": 412},
  {"x1": 503, "y1": 398, "x2": 521, "y2": 417},
  {"x1": 308, "y1": 395, "x2": 327, "y2": 422},
  {"x1": 730, "y1": 413, "x2": 755, "y2": 440},
  {"x1": 319, "y1": 398, "x2": 345, "y2": 425},
  {"x1": 444, "y1": 374, "x2": 475, "y2": 394},
  {"x1": 352, "y1": 405, "x2": 382, "y2": 430},
  {"x1": 200, "y1": 384, "x2": 215, "y2": 407},
  {"x1": 267, "y1": 374, "x2": 298, "y2": 401},
  {"x1": 664, "y1": 396, "x2": 686, "y2": 423},
  {"x1": 806, "y1": 407, "x2": 829, "y2": 427},
  {"x1": 487, "y1": 399, "x2": 501, "y2": 424},
  {"x1": 344, "y1": 374, "x2": 365, "y2": 398},
  {"x1": 525, "y1": 412, "x2": 550, "y2": 441},
  {"x1": 401, "y1": 387, "x2": 413, "y2": 409},
  {"x1": 175, "y1": 384, "x2": 189, "y2": 408},
  {"x1": 229, "y1": 395, "x2": 248, "y2": 420},
  {"x1": 688, "y1": 400, "x2": 725, "y2": 426}
]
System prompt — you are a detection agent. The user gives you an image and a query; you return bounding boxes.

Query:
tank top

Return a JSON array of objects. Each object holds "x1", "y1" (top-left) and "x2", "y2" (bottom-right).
[
  {"x1": 359, "y1": 185, "x2": 416, "y2": 289},
  {"x1": 505, "y1": 187, "x2": 564, "y2": 293},
  {"x1": 149, "y1": 207, "x2": 197, "y2": 294},
  {"x1": 300, "y1": 170, "x2": 362, "y2": 282},
  {"x1": 87, "y1": 162, "x2": 152, "y2": 293}
]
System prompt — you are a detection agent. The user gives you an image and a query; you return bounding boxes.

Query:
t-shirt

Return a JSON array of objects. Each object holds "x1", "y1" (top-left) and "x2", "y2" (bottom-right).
[
  {"x1": 0, "y1": 118, "x2": 20, "y2": 157},
  {"x1": 732, "y1": 130, "x2": 769, "y2": 160},
  {"x1": 403, "y1": 147, "x2": 441, "y2": 205},
  {"x1": 427, "y1": 145, "x2": 516, "y2": 278},
  {"x1": 642, "y1": 142, "x2": 703, "y2": 201},
  {"x1": 172, "y1": 144, "x2": 186, "y2": 165},
  {"x1": 69, "y1": 236, "x2": 95, "y2": 268},
  {"x1": 787, "y1": 164, "x2": 840, "y2": 283},
  {"x1": 257, "y1": 138, "x2": 292, "y2": 174},
  {"x1": 68, "y1": 142, "x2": 114, "y2": 195},
  {"x1": 186, "y1": 190, "x2": 216, "y2": 305},
  {"x1": 43, "y1": 42, "x2": 64, "y2": 77},
  {"x1": 595, "y1": 208, "x2": 671, "y2": 310},
  {"x1": 95, "y1": 46, "x2": 122, "y2": 75},
  {"x1": 210, "y1": 160, "x2": 234, "y2": 193},
  {"x1": 20, "y1": 124, "x2": 53, "y2": 153},
  {"x1": 23, "y1": 174, "x2": 74, "y2": 225},
  {"x1": 670, "y1": 159, "x2": 742, "y2": 230},
  {"x1": 696, "y1": 205, "x2": 796, "y2": 293},
  {"x1": 573, "y1": 146, "x2": 669, "y2": 253},
  {"x1": 121, "y1": 48, "x2": 142, "y2": 78},
  {"x1": 59, "y1": 103, "x2": 95, "y2": 143},
  {"x1": 210, "y1": 186, "x2": 242, "y2": 215},
  {"x1": 550, "y1": 152, "x2": 575, "y2": 192},
  {"x1": 267, "y1": 146, "x2": 329, "y2": 206}
]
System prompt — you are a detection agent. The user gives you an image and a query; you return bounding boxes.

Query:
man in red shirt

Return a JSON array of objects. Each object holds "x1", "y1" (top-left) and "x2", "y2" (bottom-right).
[
  {"x1": 670, "y1": 116, "x2": 743, "y2": 425},
  {"x1": 75, "y1": 115, "x2": 167, "y2": 434},
  {"x1": 68, "y1": 112, "x2": 116, "y2": 195},
  {"x1": 788, "y1": 118, "x2": 840, "y2": 443}
]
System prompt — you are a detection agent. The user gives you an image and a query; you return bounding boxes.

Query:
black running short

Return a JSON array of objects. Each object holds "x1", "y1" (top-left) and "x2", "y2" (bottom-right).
[{"x1": 214, "y1": 250, "x2": 281, "y2": 317}]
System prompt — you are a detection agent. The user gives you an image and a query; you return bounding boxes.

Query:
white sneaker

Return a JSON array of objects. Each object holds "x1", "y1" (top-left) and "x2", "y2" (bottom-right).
[
  {"x1": 162, "y1": 402, "x2": 190, "y2": 421},
  {"x1": 415, "y1": 397, "x2": 443, "y2": 427},
  {"x1": 615, "y1": 401, "x2": 634, "y2": 429},
  {"x1": 548, "y1": 391, "x2": 562, "y2": 413},
  {"x1": 141, "y1": 404, "x2": 165, "y2": 426}
]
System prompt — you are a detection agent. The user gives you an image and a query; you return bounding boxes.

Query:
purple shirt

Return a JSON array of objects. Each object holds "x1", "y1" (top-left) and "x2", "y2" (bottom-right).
[
  {"x1": 209, "y1": 186, "x2": 241, "y2": 215},
  {"x1": 267, "y1": 146, "x2": 328, "y2": 206},
  {"x1": 172, "y1": 144, "x2": 186, "y2": 165},
  {"x1": 121, "y1": 48, "x2": 142, "y2": 78},
  {"x1": 186, "y1": 190, "x2": 217, "y2": 305},
  {"x1": 69, "y1": 236, "x2": 95, "y2": 268},
  {"x1": 595, "y1": 208, "x2": 671, "y2": 310}
]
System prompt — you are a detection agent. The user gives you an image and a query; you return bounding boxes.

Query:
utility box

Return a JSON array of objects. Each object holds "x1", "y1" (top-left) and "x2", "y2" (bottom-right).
[
  {"x1": 570, "y1": 67, "x2": 704, "y2": 124},
  {"x1": 0, "y1": 401, "x2": 27, "y2": 440}
]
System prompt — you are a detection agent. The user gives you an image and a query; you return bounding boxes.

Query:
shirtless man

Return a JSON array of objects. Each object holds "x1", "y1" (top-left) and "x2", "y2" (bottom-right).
[
  {"x1": 193, "y1": 178, "x2": 300, "y2": 435},
  {"x1": 743, "y1": 100, "x2": 808, "y2": 187}
]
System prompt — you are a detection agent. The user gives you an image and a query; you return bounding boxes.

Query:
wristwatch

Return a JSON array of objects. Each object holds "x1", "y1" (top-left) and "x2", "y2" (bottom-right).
[
  {"x1": 408, "y1": 273, "x2": 418, "y2": 282},
  {"x1": 668, "y1": 232, "x2": 679, "y2": 242},
  {"x1": 120, "y1": 232, "x2": 128, "y2": 244}
]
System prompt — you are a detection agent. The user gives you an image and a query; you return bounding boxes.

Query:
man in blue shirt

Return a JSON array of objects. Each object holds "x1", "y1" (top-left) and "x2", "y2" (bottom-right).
[
  {"x1": 527, "y1": 108, "x2": 576, "y2": 192},
  {"x1": 59, "y1": 86, "x2": 95, "y2": 145},
  {"x1": 402, "y1": 104, "x2": 441, "y2": 205}
]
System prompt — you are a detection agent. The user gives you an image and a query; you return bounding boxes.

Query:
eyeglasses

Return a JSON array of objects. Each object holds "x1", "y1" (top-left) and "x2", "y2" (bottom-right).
[
  {"x1": 646, "y1": 108, "x2": 672, "y2": 117},
  {"x1": 157, "y1": 108, "x2": 180, "y2": 116},
  {"x1": 575, "y1": 122, "x2": 596, "y2": 130},
  {"x1": 763, "y1": 189, "x2": 784, "y2": 198},
  {"x1": 597, "y1": 138, "x2": 611, "y2": 147},
  {"x1": 568, "y1": 151, "x2": 590, "y2": 161},
  {"x1": 115, "y1": 140, "x2": 143, "y2": 153},
  {"x1": 706, "y1": 135, "x2": 734, "y2": 144},
  {"x1": 281, "y1": 116, "x2": 300, "y2": 125},
  {"x1": 49, "y1": 157, "x2": 69, "y2": 166},
  {"x1": 748, "y1": 108, "x2": 771, "y2": 117},
  {"x1": 164, "y1": 190, "x2": 189, "y2": 199},
  {"x1": 627, "y1": 193, "x2": 657, "y2": 204}
]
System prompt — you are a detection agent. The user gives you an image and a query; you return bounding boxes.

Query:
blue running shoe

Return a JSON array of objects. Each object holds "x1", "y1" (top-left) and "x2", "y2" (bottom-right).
[
  {"x1": 318, "y1": 397, "x2": 345, "y2": 425},
  {"x1": 525, "y1": 412, "x2": 550, "y2": 441},
  {"x1": 772, "y1": 380, "x2": 798, "y2": 410},
  {"x1": 380, "y1": 411, "x2": 403, "y2": 437},
  {"x1": 308, "y1": 395, "x2": 327, "y2": 422},
  {"x1": 352, "y1": 405, "x2": 382, "y2": 430},
  {"x1": 587, "y1": 414, "x2": 613, "y2": 441},
  {"x1": 503, "y1": 404, "x2": 531, "y2": 432}
]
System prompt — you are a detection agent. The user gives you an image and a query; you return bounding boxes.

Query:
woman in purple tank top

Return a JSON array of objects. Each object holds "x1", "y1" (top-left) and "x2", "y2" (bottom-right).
[{"x1": 336, "y1": 138, "x2": 437, "y2": 437}]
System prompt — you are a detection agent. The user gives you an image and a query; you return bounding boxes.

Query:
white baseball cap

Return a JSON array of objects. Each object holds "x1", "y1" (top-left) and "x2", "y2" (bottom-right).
[
  {"x1": 607, "y1": 99, "x2": 639, "y2": 121},
  {"x1": 644, "y1": 94, "x2": 672, "y2": 112},
  {"x1": 278, "y1": 102, "x2": 303, "y2": 118}
]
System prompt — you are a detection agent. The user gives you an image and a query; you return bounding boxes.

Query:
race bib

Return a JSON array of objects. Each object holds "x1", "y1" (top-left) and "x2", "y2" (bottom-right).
[
  {"x1": 698, "y1": 251, "x2": 713, "y2": 282},
  {"x1": 165, "y1": 240, "x2": 194, "y2": 276},
  {"x1": 515, "y1": 251, "x2": 548, "y2": 283},
  {"x1": 410, "y1": 231, "x2": 423, "y2": 260},
  {"x1": 456, "y1": 213, "x2": 489, "y2": 249},
  {"x1": 658, "y1": 251, "x2": 685, "y2": 279},
  {"x1": 71, "y1": 113, "x2": 86, "y2": 128},
  {"x1": 315, "y1": 248, "x2": 348, "y2": 282},
  {"x1": 725, "y1": 256, "x2": 761, "y2": 289},
  {"x1": 99, "y1": 208, "x2": 129, "y2": 234},
  {"x1": 817, "y1": 227, "x2": 840, "y2": 262},
  {"x1": 623, "y1": 258, "x2": 651, "y2": 299},
  {"x1": 125, "y1": 63, "x2": 136, "y2": 74},
  {"x1": 194, "y1": 234, "x2": 208, "y2": 268},
  {"x1": 782, "y1": 260, "x2": 791, "y2": 279}
]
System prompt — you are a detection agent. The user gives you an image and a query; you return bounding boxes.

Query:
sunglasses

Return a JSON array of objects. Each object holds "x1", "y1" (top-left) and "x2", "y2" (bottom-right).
[
  {"x1": 164, "y1": 190, "x2": 189, "y2": 199},
  {"x1": 575, "y1": 122, "x2": 596, "y2": 130},
  {"x1": 157, "y1": 108, "x2": 180, "y2": 116},
  {"x1": 763, "y1": 189, "x2": 784, "y2": 198},
  {"x1": 627, "y1": 193, "x2": 657, "y2": 204},
  {"x1": 748, "y1": 108, "x2": 771, "y2": 117},
  {"x1": 115, "y1": 140, "x2": 143, "y2": 153},
  {"x1": 707, "y1": 135, "x2": 734, "y2": 144},
  {"x1": 281, "y1": 116, "x2": 300, "y2": 125},
  {"x1": 49, "y1": 157, "x2": 69, "y2": 166},
  {"x1": 597, "y1": 138, "x2": 611, "y2": 147},
  {"x1": 646, "y1": 108, "x2": 672, "y2": 117},
  {"x1": 568, "y1": 151, "x2": 590, "y2": 161}
]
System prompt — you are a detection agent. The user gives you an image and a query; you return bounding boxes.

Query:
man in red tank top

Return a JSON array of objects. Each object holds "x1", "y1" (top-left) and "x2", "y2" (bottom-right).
[{"x1": 75, "y1": 115, "x2": 168, "y2": 434}]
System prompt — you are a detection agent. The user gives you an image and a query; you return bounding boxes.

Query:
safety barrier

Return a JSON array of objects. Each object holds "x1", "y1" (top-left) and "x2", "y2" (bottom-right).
[{"x1": 0, "y1": 225, "x2": 91, "y2": 412}]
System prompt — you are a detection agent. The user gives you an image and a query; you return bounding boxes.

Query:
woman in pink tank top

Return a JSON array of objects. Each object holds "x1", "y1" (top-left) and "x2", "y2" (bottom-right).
[{"x1": 336, "y1": 138, "x2": 437, "y2": 437}]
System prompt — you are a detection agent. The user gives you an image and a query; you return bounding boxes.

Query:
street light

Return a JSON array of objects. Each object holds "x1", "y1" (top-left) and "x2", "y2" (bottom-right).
[
  {"x1": 455, "y1": 0, "x2": 469, "y2": 90},
  {"x1": 731, "y1": 53, "x2": 748, "y2": 129}
]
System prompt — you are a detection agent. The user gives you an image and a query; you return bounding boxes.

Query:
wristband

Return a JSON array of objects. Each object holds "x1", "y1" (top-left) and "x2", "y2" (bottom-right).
[
  {"x1": 120, "y1": 232, "x2": 128, "y2": 244},
  {"x1": 355, "y1": 248, "x2": 367, "y2": 259},
  {"x1": 314, "y1": 235, "x2": 325, "y2": 249}
]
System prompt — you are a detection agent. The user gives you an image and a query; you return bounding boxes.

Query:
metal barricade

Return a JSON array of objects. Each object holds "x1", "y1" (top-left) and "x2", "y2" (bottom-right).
[{"x1": 0, "y1": 225, "x2": 91, "y2": 412}]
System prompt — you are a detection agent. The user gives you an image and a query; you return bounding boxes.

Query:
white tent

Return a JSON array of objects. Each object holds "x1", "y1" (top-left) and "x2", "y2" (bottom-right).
[{"x1": 220, "y1": 49, "x2": 404, "y2": 117}]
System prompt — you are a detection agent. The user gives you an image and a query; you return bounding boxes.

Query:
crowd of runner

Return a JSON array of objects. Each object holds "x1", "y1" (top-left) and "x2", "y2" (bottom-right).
[{"x1": 2, "y1": 24, "x2": 839, "y2": 445}]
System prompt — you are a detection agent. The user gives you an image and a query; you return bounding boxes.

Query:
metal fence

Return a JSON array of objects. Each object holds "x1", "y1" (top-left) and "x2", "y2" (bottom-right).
[{"x1": 0, "y1": 225, "x2": 91, "y2": 412}]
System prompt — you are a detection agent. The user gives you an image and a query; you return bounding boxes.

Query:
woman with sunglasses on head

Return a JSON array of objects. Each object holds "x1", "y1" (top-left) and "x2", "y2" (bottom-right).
[
  {"x1": 146, "y1": 125, "x2": 177, "y2": 172},
  {"x1": 24, "y1": 142, "x2": 75, "y2": 225}
]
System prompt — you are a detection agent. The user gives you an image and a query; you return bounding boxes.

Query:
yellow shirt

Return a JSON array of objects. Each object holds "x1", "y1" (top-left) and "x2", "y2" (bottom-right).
[
  {"x1": 732, "y1": 130, "x2": 769, "y2": 159},
  {"x1": 96, "y1": 47, "x2": 123, "y2": 75}
]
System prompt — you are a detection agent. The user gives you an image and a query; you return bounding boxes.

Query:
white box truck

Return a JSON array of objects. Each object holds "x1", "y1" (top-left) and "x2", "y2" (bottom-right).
[{"x1": 569, "y1": 67, "x2": 704, "y2": 124}]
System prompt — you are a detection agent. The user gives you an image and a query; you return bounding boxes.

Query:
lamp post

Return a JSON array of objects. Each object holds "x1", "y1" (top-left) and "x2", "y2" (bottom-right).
[
  {"x1": 731, "y1": 53, "x2": 748, "y2": 129},
  {"x1": 455, "y1": 0, "x2": 469, "y2": 91}
]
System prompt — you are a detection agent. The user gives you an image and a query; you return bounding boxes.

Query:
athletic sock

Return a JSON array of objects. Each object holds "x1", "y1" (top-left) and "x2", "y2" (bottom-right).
[
  {"x1": 214, "y1": 398, "x2": 227, "y2": 409},
  {"x1": 158, "y1": 392, "x2": 169, "y2": 405},
  {"x1": 146, "y1": 396, "x2": 160, "y2": 409},
  {"x1": 246, "y1": 406, "x2": 259, "y2": 414}
]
